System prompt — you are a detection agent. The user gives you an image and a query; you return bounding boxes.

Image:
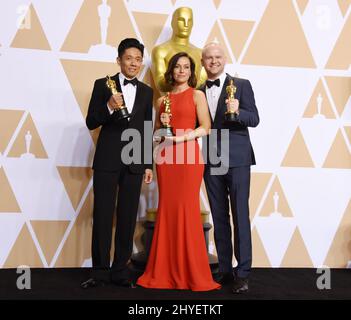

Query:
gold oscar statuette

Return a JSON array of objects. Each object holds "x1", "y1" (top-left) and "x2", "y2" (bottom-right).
[
  {"x1": 224, "y1": 79, "x2": 239, "y2": 123},
  {"x1": 106, "y1": 75, "x2": 130, "y2": 120},
  {"x1": 151, "y1": 7, "x2": 207, "y2": 92},
  {"x1": 160, "y1": 93, "x2": 174, "y2": 137}
]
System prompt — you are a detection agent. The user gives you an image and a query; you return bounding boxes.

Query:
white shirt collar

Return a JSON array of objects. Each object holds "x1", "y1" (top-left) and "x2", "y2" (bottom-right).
[{"x1": 218, "y1": 72, "x2": 227, "y2": 87}]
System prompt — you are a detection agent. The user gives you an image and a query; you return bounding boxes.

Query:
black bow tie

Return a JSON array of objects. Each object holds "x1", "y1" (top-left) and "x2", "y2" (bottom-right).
[
  {"x1": 123, "y1": 78, "x2": 138, "y2": 86},
  {"x1": 206, "y1": 79, "x2": 220, "y2": 88}
]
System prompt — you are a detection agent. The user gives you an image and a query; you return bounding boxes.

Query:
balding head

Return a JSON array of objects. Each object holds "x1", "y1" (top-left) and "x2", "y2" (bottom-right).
[
  {"x1": 202, "y1": 42, "x2": 226, "y2": 58},
  {"x1": 201, "y1": 42, "x2": 226, "y2": 79}
]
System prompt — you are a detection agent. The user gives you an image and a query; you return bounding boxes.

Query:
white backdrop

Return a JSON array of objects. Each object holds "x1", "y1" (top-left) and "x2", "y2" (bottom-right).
[{"x1": 0, "y1": 0, "x2": 350, "y2": 269}]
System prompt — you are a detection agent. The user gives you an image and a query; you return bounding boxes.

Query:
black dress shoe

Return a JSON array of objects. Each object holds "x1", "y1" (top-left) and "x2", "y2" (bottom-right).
[
  {"x1": 213, "y1": 272, "x2": 234, "y2": 285},
  {"x1": 80, "y1": 278, "x2": 105, "y2": 289},
  {"x1": 112, "y1": 278, "x2": 136, "y2": 288},
  {"x1": 232, "y1": 277, "x2": 249, "y2": 294}
]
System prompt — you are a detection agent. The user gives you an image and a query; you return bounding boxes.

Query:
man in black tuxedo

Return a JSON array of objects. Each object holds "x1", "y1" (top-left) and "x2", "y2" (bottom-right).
[
  {"x1": 81, "y1": 38, "x2": 153, "y2": 289},
  {"x1": 201, "y1": 42, "x2": 259, "y2": 293}
]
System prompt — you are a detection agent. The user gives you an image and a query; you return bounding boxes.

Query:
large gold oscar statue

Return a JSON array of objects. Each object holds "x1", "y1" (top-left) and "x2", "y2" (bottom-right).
[{"x1": 151, "y1": 7, "x2": 207, "y2": 92}]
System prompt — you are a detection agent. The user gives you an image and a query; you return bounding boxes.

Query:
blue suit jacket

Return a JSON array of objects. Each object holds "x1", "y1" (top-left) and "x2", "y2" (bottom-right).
[{"x1": 200, "y1": 74, "x2": 259, "y2": 168}]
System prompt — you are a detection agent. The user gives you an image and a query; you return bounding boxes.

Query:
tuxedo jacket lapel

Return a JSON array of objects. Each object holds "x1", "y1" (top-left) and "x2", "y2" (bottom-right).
[
  {"x1": 200, "y1": 84, "x2": 215, "y2": 125},
  {"x1": 112, "y1": 73, "x2": 122, "y2": 92},
  {"x1": 129, "y1": 81, "x2": 142, "y2": 121},
  {"x1": 213, "y1": 75, "x2": 230, "y2": 126}
]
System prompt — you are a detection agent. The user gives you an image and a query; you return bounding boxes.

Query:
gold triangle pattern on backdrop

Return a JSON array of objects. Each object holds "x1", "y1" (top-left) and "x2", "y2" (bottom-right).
[
  {"x1": 0, "y1": 168, "x2": 21, "y2": 213},
  {"x1": 325, "y1": 76, "x2": 351, "y2": 117},
  {"x1": 205, "y1": 21, "x2": 233, "y2": 63},
  {"x1": 61, "y1": 0, "x2": 101, "y2": 52},
  {"x1": 242, "y1": 0, "x2": 315, "y2": 67},
  {"x1": 61, "y1": 0, "x2": 136, "y2": 53},
  {"x1": 30, "y1": 220, "x2": 70, "y2": 265},
  {"x1": 4, "y1": 223, "x2": 43, "y2": 268},
  {"x1": 57, "y1": 166, "x2": 92, "y2": 211},
  {"x1": 60, "y1": 59, "x2": 117, "y2": 119},
  {"x1": 296, "y1": 0, "x2": 309, "y2": 15},
  {"x1": 11, "y1": 4, "x2": 51, "y2": 51},
  {"x1": 132, "y1": 12, "x2": 168, "y2": 55},
  {"x1": 281, "y1": 127, "x2": 315, "y2": 167},
  {"x1": 55, "y1": 190, "x2": 93, "y2": 267},
  {"x1": 249, "y1": 173, "x2": 272, "y2": 220},
  {"x1": 0, "y1": 110, "x2": 24, "y2": 154},
  {"x1": 213, "y1": 0, "x2": 222, "y2": 9},
  {"x1": 258, "y1": 176, "x2": 294, "y2": 217},
  {"x1": 142, "y1": 68, "x2": 162, "y2": 104},
  {"x1": 60, "y1": 59, "x2": 117, "y2": 145},
  {"x1": 303, "y1": 79, "x2": 336, "y2": 119},
  {"x1": 7, "y1": 114, "x2": 48, "y2": 159},
  {"x1": 345, "y1": 126, "x2": 351, "y2": 145},
  {"x1": 252, "y1": 227, "x2": 271, "y2": 267},
  {"x1": 326, "y1": 15, "x2": 351, "y2": 70},
  {"x1": 221, "y1": 19, "x2": 255, "y2": 61},
  {"x1": 337, "y1": 0, "x2": 351, "y2": 17},
  {"x1": 323, "y1": 129, "x2": 351, "y2": 169},
  {"x1": 324, "y1": 200, "x2": 351, "y2": 267},
  {"x1": 280, "y1": 227, "x2": 314, "y2": 267},
  {"x1": 105, "y1": 1, "x2": 137, "y2": 49}
]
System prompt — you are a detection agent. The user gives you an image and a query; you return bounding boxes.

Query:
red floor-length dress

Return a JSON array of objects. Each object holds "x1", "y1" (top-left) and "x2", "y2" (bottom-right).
[{"x1": 137, "y1": 87, "x2": 220, "y2": 291}]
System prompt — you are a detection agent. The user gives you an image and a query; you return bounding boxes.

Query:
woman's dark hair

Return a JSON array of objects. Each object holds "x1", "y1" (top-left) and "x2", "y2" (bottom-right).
[
  {"x1": 164, "y1": 52, "x2": 197, "y2": 88},
  {"x1": 118, "y1": 38, "x2": 144, "y2": 57}
]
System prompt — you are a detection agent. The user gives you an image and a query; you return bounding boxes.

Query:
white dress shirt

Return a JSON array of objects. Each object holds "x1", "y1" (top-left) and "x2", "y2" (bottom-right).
[
  {"x1": 205, "y1": 72, "x2": 227, "y2": 121},
  {"x1": 107, "y1": 73, "x2": 137, "y2": 116}
]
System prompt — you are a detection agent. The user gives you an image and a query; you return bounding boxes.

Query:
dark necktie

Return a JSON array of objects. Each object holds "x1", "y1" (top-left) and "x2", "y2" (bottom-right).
[
  {"x1": 206, "y1": 78, "x2": 220, "y2": 88},
  {"x1": 123, "y1": 78, "x2": 138, "y2": 86}
]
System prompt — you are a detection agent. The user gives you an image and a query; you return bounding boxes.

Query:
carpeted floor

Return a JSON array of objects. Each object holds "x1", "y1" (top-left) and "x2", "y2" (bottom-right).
[{"x1": 0, "y1": 267, "x2": 350, "y2": 300}]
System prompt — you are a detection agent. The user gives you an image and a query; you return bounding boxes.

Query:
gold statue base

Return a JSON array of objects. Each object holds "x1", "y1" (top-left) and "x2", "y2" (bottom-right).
[{"x1": 224, "y1": 111, "x2": 239, "y2": 123}]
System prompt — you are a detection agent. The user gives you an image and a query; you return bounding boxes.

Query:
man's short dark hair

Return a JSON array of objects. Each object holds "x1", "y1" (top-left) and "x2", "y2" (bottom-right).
[{"x1": 118, "y1": 38, "x2": 144, "y2": 57}]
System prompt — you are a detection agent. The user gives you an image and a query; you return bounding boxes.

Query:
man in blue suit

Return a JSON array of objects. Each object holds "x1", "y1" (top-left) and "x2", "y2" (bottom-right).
[{"x1": 201, "y1": 42, "x2": 259, "y2": 293}]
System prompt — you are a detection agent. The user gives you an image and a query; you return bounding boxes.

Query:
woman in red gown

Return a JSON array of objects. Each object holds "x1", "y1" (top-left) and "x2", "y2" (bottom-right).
[{"x1": 137, "y1": 52, "x2": 220, "y2": 291}]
